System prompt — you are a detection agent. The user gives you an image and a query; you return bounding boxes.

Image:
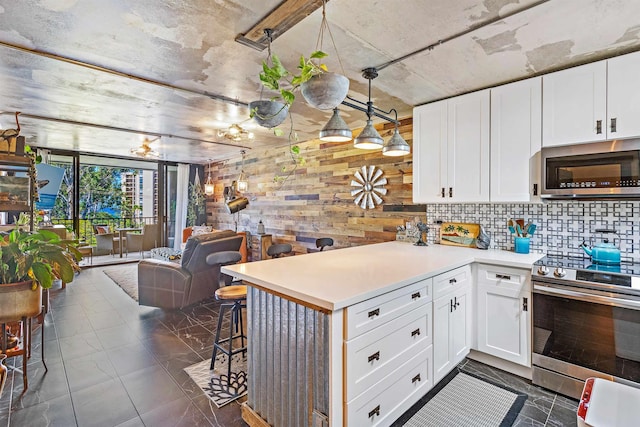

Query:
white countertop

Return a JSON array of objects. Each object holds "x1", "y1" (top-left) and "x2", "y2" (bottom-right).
[{"x1": 222, "y1": 241, "x2": 544, "y2": 312}]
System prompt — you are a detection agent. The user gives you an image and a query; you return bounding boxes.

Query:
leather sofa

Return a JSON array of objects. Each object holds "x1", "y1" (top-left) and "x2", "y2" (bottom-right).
[{"x1": 137, "y1": 230, "x2": 243, "y2": 309}]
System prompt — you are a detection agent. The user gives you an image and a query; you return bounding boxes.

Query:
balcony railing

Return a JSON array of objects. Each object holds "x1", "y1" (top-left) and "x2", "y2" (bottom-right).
[{"x1": 49, "y1": 216, "x2": 160, "y2": 246}]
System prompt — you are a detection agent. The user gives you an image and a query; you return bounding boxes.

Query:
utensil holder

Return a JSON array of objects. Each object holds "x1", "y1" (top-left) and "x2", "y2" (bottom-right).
[{"x1": 514, "y1": 237, "x2": 530, "y2": 254}]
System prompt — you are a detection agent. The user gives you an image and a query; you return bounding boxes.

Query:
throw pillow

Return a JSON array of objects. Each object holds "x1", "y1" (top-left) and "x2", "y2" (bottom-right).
[
  {"x1": 191, "y1": 225, "x2": 212, "y2": 236},
  {"x1": 96, "y1": 226, "x2": 110, "y2": 234}
]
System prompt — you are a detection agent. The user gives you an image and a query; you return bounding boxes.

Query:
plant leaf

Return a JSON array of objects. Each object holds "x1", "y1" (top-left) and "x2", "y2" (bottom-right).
[
  {"x1": 281, "y1": 90, "x2": 295, "y2": 105},
  {"x1": 273, "y1": 128, "x2": 284, "y2": 137},
  {"x1": 310, "y1": 50, "x2": 328, "y2": 59},
  {"x1": 319, "y1": 64, "x2": 328, "y2": 72},
  {"x1": 291, "y1": 145, "x2": 300, "y2": 155}
]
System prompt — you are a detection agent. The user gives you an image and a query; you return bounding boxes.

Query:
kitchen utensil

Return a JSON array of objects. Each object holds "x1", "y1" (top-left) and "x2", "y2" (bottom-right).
[
  {"x1": 579, "y1": 229, "x2": 621, "y2": 265},
  {"x1": 527, "y1": 224, "x2": 537, "y2": 236},
  {"x1": 516, "y1": 223, "x2": 523, "y2": 237},
  {"x1": 507, "y1": 218, "x2": 517, "y2": 236}
]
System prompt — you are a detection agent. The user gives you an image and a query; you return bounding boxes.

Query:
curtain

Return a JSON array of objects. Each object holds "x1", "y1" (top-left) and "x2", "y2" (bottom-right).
[{"x1": 173, "y1": 163, "x2": 190, "y2": 250}]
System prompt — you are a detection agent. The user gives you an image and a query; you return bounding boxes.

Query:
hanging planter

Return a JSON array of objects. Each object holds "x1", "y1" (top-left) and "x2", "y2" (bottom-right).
[
  {"x1": 249, "y1": 100, "x2": 289, "y2": 129},
  {"x1": 300, "y1": 72, "x2": 349, "y2": 110}
]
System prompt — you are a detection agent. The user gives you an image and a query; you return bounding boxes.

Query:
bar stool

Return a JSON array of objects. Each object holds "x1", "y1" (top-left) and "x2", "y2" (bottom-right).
[
  {"x1": 316, "y1": 237, "x2": 334, "y2": 251},
  {"x1": 206, "y1": 251, "x2": 246, "y2": 378},
  {"x1": 267, "y1": 243, "x2": 292, "y2": 258}
]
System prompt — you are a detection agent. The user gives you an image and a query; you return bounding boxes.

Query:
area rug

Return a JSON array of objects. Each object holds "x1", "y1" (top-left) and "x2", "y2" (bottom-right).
[
  {"x1": 393, "y1": 369, "x2": 527, "y2": 427},
  {"x1": 184, "y1": 353, "x2": 248, "y2": 408},
  {"x1": 103, "y1": 264, "x2": 138, "y2": 301}
]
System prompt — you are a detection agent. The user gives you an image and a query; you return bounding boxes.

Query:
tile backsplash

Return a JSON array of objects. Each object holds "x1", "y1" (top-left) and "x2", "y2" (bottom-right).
[{"x1": 426, "y1": 201, "x2": 640, "y2": 262}]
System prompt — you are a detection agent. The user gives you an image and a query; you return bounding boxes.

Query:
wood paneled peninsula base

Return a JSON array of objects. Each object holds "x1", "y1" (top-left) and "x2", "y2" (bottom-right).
[{"x1": 222, "y1": 242, "x2": 543, "y2": 426}]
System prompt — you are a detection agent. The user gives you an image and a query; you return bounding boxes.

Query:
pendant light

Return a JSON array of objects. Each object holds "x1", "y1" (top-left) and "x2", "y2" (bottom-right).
[
  {"x1": 204, "y1": 159, "x2": 214, "y2": 196},
  {"x1": 382, "y1": 126, "x2": 411, "y2": 156},
  {"x1": 236, "y1": 150, "x2": 248, "y2": 192},
  {"x1": 319, "y1": 108, "x2": 352, "y2": 142}
]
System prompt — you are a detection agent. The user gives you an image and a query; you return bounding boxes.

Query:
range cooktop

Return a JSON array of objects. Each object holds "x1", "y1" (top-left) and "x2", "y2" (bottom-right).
[{"x1": 534, "y1": 255, "x2": 640, "y2": 276}]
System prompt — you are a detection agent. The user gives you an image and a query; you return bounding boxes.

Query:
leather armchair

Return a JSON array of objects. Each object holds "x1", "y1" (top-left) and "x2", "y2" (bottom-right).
[{"x1": 137, "y1": 230, "x2": 243, "y2": 309}]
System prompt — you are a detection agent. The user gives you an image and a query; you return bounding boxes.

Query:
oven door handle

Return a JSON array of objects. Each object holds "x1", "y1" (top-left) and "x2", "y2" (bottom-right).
[{"x1": 533, "y1": 284, "x2": 640, "y2": 311}]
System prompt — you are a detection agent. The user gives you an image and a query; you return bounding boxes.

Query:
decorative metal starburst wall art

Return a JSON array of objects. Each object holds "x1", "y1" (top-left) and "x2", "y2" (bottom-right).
[{"x1": 350, "y1": 165, "x2": 387, "y2": 209}]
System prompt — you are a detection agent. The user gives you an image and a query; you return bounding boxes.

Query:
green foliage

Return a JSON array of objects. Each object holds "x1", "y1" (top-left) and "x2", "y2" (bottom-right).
[
  {"x1": 257, "y1": 51, "x2": 328, "y2": 108},
  {"x1": 0, "y1": 228, "x2": 81, "y2": 288}
]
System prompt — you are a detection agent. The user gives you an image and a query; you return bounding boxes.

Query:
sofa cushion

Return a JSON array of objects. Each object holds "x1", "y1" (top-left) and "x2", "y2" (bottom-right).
[
  {"x1": 96, "y1": 225, "x2": 110, "y2": 234},
  {"x1": 181, "y1": 229, "x2": 237, "y2": 267},
  {"x1": 191, "y1": 225, "x2": 212, "y2": 236}
]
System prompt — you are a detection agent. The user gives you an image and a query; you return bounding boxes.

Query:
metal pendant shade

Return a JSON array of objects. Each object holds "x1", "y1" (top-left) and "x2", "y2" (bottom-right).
[
  {"x1": 319, "y1": 108, "x2": 352, "y2": 142},
  {"x1": 353, "y1": 120, "x2": 383, "y2": 149},
  {"x1": 382, "y1": 127, "x2": 410, "y2": 156}
]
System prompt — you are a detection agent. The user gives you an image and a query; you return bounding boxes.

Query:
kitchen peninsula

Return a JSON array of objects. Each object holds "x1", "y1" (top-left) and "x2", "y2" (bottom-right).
[{"x1": 223, "y1": 242, "x2": 543, "y2": 427}]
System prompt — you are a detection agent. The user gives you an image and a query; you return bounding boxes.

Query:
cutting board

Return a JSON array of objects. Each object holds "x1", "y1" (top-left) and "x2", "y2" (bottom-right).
[{"x1": 440, "y1": 222, "x2": 480, "y2": 247}]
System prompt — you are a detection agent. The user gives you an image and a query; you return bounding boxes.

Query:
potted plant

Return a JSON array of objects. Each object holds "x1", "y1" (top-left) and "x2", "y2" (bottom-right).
[
  {"x1": 0, "y1": 228, "x2": 81, "y2": 323},
  {"x1": 294, "y1": 51, "x2": 349, "y2": 110},
  {"x1": 250, "y1": 54, "x2": 291, "y2": 128}
]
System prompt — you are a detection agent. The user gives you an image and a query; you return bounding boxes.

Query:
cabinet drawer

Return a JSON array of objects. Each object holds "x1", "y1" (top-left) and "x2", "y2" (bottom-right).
[
  {"x1": 345, "y1": 304, "x2": 432, "y2": 401},
  {"x1": 476, "y1": 264, "x2": 529, "y2": 291},
  {"x1": 433, "y1": 265, "x2": 471, "y2": 300},
  {"x1": 346, "y1": 346, "x2": 432, "y2": 427},
  {"x1": 346, "y1": 279, "x2": 431, "y2": 339}
]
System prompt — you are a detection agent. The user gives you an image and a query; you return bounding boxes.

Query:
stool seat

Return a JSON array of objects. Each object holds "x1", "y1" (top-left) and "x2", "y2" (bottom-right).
[{"x1": 215, "y1": 285, "x2": 247, "y2": 301}]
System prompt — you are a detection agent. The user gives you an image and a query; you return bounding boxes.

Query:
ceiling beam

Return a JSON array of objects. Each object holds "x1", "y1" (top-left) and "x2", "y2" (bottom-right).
[{"x1": 235, "y1": 0, "x2": 325, "y2": 51}]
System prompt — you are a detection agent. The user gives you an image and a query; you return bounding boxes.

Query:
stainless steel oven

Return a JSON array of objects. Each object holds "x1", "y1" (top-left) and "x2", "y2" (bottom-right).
[
  {"x1": 541, "y1": 138, "x2": 640, "y2": 198},
  {"x1": 532, "y1": 256, "x2": 640, "y2": 399}
]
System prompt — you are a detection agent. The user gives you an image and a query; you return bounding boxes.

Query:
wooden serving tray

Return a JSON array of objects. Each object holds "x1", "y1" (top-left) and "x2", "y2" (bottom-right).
[{"x1": 440, "y1": 222, "x2": 480, "y2": 247}]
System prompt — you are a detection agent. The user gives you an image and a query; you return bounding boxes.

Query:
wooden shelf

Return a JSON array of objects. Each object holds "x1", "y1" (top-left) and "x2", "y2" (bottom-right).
[
  {"x1": 0, "y1": 202, "x2": 30, "y2": 212},
  {"x1": 0, "y1": 153, "x2": 30, "y2": 166}
]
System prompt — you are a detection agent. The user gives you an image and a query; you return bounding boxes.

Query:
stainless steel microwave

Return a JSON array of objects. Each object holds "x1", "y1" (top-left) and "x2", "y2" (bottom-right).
[{"x1": 541, "y1": 139, "x2": 640, "y2": 198}]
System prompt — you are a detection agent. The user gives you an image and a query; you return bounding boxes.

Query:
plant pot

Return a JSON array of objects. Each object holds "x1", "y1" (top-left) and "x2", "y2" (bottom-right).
[
  {"x1": 0, "y1": 281, "x2": 42, "y2": 323},
  {"x1": 300, "y1": 73, "x2": 350, "y2": 110},
  {"x1": 249, "y1": 100, "x2": 289, "y2": 128}
]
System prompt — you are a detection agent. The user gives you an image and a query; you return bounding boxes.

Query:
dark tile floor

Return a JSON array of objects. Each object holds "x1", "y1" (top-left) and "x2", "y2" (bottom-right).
[
  {"x1": 0, "y1": 267, "x2": 247, "y2": 427},
  {"x1": 1, "y1": 266, "x2": 579, "y2": 427}
]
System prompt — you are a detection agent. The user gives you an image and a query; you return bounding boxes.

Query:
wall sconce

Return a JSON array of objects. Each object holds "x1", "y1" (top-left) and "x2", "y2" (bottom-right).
[
  {"x1": 204, "y1": 159, "x2": 214, "y2": 195},
  {"x1": 236, "y1": 150, "x2": 248, "y2": 192}
]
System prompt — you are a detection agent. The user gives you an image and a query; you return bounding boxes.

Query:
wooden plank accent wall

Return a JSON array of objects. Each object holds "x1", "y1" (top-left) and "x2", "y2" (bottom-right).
[{"x1": 206, "y1": 117, "x2": 423, "y2": 256}]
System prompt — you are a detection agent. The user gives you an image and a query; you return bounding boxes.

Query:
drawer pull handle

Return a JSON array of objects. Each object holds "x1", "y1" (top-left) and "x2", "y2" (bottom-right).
[
  {"x1": 411, "y1": 292, "x2": 421, "y2": 300},
  {"x1": 368, "y1": 405, "x2": 380, "y2": 419},
  {"x1": 368, "y1": 351, "x2": 380, "y2": 363},
  {"x1": 596, "y1": 119, "x2": 602, "y2": 134},
  {"x1": 449, "y1": 278, "x2": 457, "y2": 284},
  {"x1": 368, "y1": 308, "x2": 380, "y2": 319},
  {"x1": 411, "y1": 328, "x2": 421, "y2": 337},
  {"x1": 412, "y1": 374, "x2": 421, "y2": 383},
  {"x1": 496, "y1": 274, "x2": 511, "y2": 280}
]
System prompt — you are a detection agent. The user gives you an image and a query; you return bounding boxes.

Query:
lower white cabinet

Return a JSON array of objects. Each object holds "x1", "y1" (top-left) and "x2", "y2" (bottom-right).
[
  {"x1": 432, "y1": 265, "x2": 472, "y2": 384},
  {"x1": 476, "y1": 264, "x2": 531, "y2": 367},
  {"x1": 344, "y1": 278, "x2": 433, "y2": 427}
]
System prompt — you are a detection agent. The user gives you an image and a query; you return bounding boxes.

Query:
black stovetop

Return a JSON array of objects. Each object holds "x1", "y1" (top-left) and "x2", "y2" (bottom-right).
[{"x1": 534, "y1": 254, "x2": 640, "y2": 277}]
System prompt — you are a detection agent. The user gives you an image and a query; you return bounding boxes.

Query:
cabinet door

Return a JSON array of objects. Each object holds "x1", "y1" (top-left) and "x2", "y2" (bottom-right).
[
  {"x1": 490, "y1": 78, "x2": 542, "y2": 202},
  {"x1": 447, "y1": 89, "x2": 490, "y2": 202},
  {"x1": 450, "y1": 287, "x2": 471, "y2": 366},
  {"x1": 413, "y1": 101, "x2": 448, "y2": 202},
  {"x1": 607, "y1": 51, "x2": 640, "y2": 139},
  {"x1": 433, "y1": 295, "x2": 453, "y2": 384},
  {"x1": 542, "y1": 61, "x2": 607, "y2": 147},
  {"x1": 477, "y1": 285, "x2": 531, "y2": 366}
]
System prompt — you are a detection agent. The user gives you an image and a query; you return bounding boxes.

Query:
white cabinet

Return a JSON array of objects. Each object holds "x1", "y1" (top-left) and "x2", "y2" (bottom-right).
[
  {"x1": 413, "y1": 90, "x2": 490, "y2": 203},
  {"x1": 432, "y1": 265, "x2": 472, "y2": 384},
  {"x1": 607, "y1": 51, "x2": 640, "y2": 139},
  {"x1": 490, "y1": 77, "x2": 542, "y2": 202},
  {"x1": 542, "y1": 61, "x2": 607, "y2": 147},
  {"x1": 344, "y1": 278, "x2": 433, "y2": 427},
  {"x1": 543, "y1": 51, "x2": 640, "y2": 147},
  {"x1": 476, "y1": 264, "x2": 531, "y2": 367}
]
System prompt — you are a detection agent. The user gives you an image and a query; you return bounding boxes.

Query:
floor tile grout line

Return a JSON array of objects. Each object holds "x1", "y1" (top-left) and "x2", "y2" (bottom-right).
[{"x1": 543, "y1": 393, "x2": 557, "y2": 426}]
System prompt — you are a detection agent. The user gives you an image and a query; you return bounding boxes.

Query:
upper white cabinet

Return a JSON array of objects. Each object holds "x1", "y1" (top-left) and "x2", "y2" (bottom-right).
[
  {"x1": 543, "y1": 50, "x2": 640, "y2": 147},
  {"x1": 413, "y1": 90, "x2": 490, "y2": 203},
  {"x1": 542, "y1": 61, "x2": 607, "y2": 147},
  {"x1": 490, "y1": 77, "x2": 542, "y2": 202},
  {"x1": 607, "y1": 51, "x2": 640, "y2": 139}
]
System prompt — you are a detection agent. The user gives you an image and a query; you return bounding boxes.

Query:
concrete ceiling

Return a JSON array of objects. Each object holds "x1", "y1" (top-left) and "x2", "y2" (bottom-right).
[{"x1": 0, "y1": 0, "x2": 639, "y2": 164}]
